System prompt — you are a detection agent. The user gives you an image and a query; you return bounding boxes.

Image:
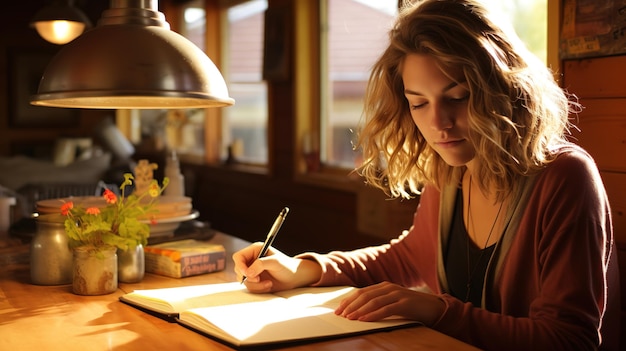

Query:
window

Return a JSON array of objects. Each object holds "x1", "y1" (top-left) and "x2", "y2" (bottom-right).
[
  {"x1": 483, "y1": 0, "x2": 548, "y2": 63},
  {"x1": 181, "y1": 1, "x2": 206, "y2": 51},
  {"x1": 320, "y1": 0, "x2": 398, "y2": 169},
  {"x1": 221, "y1": 0, "x2": 269, "y2": 164},
  {"x1": 318, "y1": 0, "x2": 547, "y2": 170},
  {"x1": 125, "y1": 1, "x2": 213, "y2": 161},
  {"x1": 159, "y1": 0, "x2": 268, "y2": 164}
]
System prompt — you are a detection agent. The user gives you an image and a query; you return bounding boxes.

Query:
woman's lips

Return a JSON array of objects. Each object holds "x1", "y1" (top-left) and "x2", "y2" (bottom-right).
[{"x1": 435, "y1": 139, "x2": 464, "y2": 149}]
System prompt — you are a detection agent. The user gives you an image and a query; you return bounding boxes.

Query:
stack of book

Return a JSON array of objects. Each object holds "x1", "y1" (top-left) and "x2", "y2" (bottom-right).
[{"x1": 144, "y1": 239, "x2": 226, "y2": 278}]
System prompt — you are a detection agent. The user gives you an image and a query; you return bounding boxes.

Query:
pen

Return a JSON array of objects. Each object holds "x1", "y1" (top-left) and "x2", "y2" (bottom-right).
[{"x1": 241, "y1": 207, "x2": 289, "y2": 284}]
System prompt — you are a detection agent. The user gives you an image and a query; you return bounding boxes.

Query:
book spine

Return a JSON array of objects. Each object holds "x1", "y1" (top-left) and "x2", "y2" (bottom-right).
[
  {"x1": 145, "y1": 250, "x2": 226, "y2": 278},
  {"x1": 180, "y1": 252, "x2": 226, "y2": 277}
]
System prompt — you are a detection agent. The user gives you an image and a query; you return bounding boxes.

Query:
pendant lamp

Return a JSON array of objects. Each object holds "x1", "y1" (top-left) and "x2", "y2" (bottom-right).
[
  {"x1": 30, "y1": 0, "x2": 92, "y2": 45},
  {"x1": 30, "y1": 0, "x2": 235, "y2": 109}
]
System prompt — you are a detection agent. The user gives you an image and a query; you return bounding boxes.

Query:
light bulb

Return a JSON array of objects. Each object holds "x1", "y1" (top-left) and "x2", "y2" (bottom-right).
[{"x1": 34, "y1": 20, "x2": 86, "y2": 44}]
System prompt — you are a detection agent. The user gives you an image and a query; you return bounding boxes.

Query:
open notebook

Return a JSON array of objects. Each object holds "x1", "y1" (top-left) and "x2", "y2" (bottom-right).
[{"x1": 120, "y1": 282, "x2": 420, "y2": 349}]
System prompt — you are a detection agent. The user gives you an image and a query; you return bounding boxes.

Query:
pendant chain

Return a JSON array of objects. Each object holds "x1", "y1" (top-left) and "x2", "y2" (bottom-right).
[{"x1": 465, "y1": 175, "x2": 503, "y2": 303}]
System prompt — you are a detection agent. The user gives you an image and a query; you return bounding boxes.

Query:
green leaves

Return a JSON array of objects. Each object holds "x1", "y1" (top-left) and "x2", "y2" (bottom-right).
[{"x1": 62, "y1": 172, "x2": 168, "y2": 251}]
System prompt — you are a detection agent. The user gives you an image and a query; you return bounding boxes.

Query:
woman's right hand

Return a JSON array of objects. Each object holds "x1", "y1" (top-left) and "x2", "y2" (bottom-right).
[{"x1": 232, "y1": 243, "x2": 322, "y2": 293}]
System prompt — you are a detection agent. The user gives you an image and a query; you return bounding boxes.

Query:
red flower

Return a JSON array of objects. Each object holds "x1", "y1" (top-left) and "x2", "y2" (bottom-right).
[
  {"x1": 86, "y1": 207, "x2": 101, "y2": 215},
  {"x1": 103, "y1": 189, "x2": 117, "y2": 204},
  {"x1": 61, "y1": 202, "x2": 74, "y2": 216}
]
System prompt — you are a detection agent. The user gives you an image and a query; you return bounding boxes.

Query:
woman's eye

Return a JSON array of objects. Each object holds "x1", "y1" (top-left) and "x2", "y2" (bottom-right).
[
  {"x1": 449, "y1": 94, "x2": 469, "y2": 103},
  {"x1": 409, "y1": 101, "x2": 427, "y2": 110}
]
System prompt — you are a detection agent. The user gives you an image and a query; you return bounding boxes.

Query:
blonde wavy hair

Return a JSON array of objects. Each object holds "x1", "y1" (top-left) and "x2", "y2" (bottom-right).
[{"x1": 355, "y1": 0, "x2": 578, "y2": 200}]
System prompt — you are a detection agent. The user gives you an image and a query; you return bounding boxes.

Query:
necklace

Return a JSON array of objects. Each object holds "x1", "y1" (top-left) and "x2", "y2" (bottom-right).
[{"x1": 464, "y1": 175, "x2": 503, "y2": 303}]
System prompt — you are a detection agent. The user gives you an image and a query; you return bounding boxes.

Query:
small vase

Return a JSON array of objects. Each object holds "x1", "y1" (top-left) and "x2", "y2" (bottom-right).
[
  {"x1": 72, "y1": 245, "x2": 118, "y2": 295},
  {"x1": 30, "y1": 214, "x2": 73, "y2": 285},
  {"x1": 118, "y1": 244, "x2": 145, "y2": 283}
]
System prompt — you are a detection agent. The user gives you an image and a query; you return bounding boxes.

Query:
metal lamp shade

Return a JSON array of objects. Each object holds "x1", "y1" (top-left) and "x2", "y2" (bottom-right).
[{"x1": 31, "y1": 0, "x2": 235, "y2": 109}]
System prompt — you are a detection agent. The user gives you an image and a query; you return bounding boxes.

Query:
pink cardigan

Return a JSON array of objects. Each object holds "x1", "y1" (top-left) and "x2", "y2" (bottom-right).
[{"x1": 300, "y1": 145, "x2": 619, "y2": 351}]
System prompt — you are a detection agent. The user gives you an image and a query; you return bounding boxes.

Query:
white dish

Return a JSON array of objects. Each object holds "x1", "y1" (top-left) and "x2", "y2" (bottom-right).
[{"x1": 143, "y1": 210, "x2": 200, "y2": 237}]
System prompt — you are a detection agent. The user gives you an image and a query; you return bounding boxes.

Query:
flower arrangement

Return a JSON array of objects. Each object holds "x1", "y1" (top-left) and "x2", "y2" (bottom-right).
[{"x1": 61, "y1": 173, "x2": 169, "y2": 252}]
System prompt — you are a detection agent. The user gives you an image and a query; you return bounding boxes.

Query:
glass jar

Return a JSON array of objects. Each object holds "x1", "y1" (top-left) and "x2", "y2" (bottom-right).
[
  {"x1": 72, "y1": 245, "x2": 118, "y2": 295},
  {"x1": 118, "y1": 244, "x2": 145, "y2": 283},
  {"x1": 30, "y1": 214, "x2": 73, "y2": 285}
]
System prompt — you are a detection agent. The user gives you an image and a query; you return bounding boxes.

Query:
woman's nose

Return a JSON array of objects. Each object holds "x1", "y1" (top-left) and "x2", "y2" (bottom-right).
[{"x1": 429, "y1": 103, "x2": 454, "y2": 131}]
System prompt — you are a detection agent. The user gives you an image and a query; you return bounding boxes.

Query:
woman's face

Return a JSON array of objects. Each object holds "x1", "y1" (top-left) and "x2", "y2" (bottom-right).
[{"x1": 402, "y1": 53, "x2": 475, "y2": 168}]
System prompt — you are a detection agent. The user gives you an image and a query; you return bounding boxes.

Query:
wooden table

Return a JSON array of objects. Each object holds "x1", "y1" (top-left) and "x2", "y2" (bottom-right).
[{"x1": 0, "y1": 232, "x2": 480, "y2": 351}]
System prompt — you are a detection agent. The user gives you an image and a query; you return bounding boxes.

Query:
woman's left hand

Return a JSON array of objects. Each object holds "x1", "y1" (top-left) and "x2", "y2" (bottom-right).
[{"x1": 335, "y1": 281, "x2": 446, "y2": 326}]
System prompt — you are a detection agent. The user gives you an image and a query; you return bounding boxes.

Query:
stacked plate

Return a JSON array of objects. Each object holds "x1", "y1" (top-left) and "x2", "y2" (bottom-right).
[{"x1": 36, "y1": 195, "x2": 199, "y2": 237}]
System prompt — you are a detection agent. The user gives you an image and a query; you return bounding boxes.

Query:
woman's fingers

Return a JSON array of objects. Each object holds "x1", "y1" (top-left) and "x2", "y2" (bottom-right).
[
  {"x1": 232, "y1": 242, "x2": 267, "y2": 278},
  {"x1": 336, "y1": 282, "x2": 411, "y2": 321}
]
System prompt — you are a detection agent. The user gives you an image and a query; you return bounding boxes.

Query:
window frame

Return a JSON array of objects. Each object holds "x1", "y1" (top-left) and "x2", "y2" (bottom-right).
[
  {"x1": 198, "y1": 0, "x2": 273, "y2": 168},
  {"x1": 292, "y1": 0, "x2": 362, "y2": 192}
]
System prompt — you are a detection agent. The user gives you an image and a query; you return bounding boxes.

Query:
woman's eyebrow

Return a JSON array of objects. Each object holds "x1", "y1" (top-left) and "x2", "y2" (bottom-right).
[{"x1": 404, "y1": 81, "x2": 461, "y2": 96}]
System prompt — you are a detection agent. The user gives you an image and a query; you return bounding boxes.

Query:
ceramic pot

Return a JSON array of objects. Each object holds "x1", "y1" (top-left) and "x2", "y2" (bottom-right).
[
  {"x1": 30, "y1": 214, "x2": 73, "y2": 285},
  {"x1": 118, "y1": 244, "x2": 145, "y2": 283},
  {"x1": 72, "y1": 245, "x2": 118, "y2": 295}
]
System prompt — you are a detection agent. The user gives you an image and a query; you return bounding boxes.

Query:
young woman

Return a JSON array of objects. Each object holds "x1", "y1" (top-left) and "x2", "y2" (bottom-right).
[{"x1": 233, "y1": 1, "x2": 620, "y2": 350}]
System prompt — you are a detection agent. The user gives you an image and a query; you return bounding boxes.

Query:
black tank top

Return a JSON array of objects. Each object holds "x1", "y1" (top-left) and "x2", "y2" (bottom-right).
[{"x1": 444, "y1": 189, "x2": 495, "y2": 306}]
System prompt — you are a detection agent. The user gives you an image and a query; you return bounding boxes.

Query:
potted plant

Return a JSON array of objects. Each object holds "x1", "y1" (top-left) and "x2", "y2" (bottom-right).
[{"x1": 61, "y1": 172, "x2": 168, "y2": 295}]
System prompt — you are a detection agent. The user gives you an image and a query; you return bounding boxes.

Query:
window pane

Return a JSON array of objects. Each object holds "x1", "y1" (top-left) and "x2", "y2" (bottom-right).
[
  {"x1": 182, "y1": 2, "x2": 206, "y2": 51},
  {"x1": 222, "y1": 0, "x2": 268, "y2": 164},
  {"x1": 321, "y1": 0, "x2": 547, "y2": 169},
  {"x1": 142, "y1": 0, "x2": 207, "y2": 159},
  {"x1": 322, "y1": 0, "x2": 398, "y2": 168},
  {"x1": 483, "y1": 0, "x2": 548, "y2": 63}
]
